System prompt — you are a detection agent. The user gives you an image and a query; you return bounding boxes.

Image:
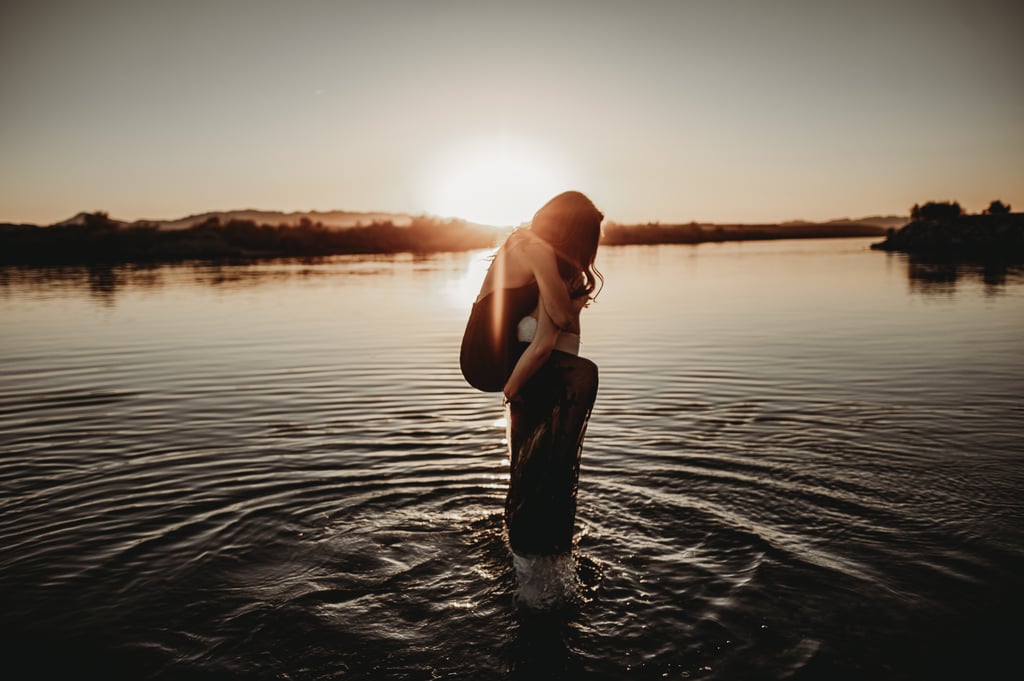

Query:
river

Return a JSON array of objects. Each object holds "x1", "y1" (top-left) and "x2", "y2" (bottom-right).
[{"x1": 1, "y1": 237, "x2": 1022, "y2": 680}]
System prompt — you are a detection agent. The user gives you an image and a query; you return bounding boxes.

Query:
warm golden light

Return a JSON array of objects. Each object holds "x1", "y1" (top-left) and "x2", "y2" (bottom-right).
[
  {"x1": 419, "y1": 135, "x2": 578, "y2": 227},
  {"x1": 443, "y1": 248, "x2": 497, "y2": 310}
]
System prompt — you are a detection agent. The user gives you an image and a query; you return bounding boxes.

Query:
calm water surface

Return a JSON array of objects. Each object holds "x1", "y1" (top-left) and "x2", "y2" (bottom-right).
[{"x1": 1, "y1": 238, "x2": 1022, "y2": 680}]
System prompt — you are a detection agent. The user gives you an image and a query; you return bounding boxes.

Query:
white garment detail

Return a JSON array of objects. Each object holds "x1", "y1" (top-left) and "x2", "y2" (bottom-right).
[{"x1": 516, "y1": 315, "x2": 580, "y2": 356}]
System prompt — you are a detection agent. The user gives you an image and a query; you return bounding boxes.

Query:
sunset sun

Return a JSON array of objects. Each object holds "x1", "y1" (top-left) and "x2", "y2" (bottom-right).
[{"x1": 420, "y1": 135, "x2": 578, "y2": 227}]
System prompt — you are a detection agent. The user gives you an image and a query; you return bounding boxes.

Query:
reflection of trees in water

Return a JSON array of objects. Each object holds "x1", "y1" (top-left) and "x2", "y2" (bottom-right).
[
  {"x1": 0, "y1": 265, "x2": 125, "y2": 305},
  {"x1": 0, "y1": 264, "x2": 165, "y2": 305},
  {"x1": 86, "y1": 266, "x2": 122, "y2": 305},
  {"x1": 0, "y1": 255, "x2": 410, "y2": 304},
  {"x1": 905, "y1": 254, "x2": 1022, "y2": 297}
]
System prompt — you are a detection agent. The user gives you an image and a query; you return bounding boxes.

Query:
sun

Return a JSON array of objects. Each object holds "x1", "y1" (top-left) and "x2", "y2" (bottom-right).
[{"x1": 420, "y1": 135, "x2": 578, "y2": 227}]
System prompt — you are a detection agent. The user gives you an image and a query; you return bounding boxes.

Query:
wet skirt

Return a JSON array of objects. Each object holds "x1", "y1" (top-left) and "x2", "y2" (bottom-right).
[{"x1": 505, "y1": 348, "x2": 599, "y2": 555}]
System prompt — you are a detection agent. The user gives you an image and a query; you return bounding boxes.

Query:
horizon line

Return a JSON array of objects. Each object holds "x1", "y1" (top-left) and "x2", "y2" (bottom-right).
[{"x1": 4, "y1": 206, "x2": 914, "y2": 229}]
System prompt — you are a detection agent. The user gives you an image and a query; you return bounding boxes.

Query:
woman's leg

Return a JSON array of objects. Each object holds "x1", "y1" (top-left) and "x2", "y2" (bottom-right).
[{"x1": 505, "y1": 352, "x2": 598, "y2": 555}]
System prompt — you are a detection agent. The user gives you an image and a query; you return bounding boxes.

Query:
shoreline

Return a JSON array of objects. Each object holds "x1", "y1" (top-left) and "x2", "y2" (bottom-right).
[{"x1": 0, "y1": 215, "x2": 889, "y2": 267}]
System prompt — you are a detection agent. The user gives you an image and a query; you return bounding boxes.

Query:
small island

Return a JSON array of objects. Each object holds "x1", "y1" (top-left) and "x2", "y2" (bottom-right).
[{"x1": 871, "y1": 200, "x2": 1024, "y2": 257}]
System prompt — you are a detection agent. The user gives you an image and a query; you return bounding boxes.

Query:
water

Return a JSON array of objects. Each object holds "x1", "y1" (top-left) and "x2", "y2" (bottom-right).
[{"x1": 1, "y1": 238, "x2": 1022, "y2": 680}]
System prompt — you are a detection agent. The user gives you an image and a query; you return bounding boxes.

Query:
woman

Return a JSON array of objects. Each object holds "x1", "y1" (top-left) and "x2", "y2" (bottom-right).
[{"x1": 460, "y1": 190, "x2": 603, "y2": 556}]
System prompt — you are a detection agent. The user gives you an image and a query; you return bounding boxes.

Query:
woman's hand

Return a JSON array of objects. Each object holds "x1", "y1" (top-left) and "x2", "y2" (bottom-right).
[{"x1": 503, "y1": 297, "x2": 559, "y2": 403}]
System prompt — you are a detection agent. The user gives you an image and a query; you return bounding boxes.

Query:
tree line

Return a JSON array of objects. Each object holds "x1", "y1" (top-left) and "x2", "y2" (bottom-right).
[
  {"x1": 909, "y1": 200, "x2": 1011, "y2": 223},
  {"x1": 0, "y1": 213, "x2": 499, "y2": 265},
  {"x1": 874, "y1": 199, "x2": 1021, "y2": 256}
]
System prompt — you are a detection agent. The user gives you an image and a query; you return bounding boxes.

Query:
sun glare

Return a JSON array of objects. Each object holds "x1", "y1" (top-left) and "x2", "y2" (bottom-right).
[
  {"x1": 420, "y1": 135, "x2": 578, "y2": 227},
  {"x1": 443, "y1": 248, "x2": 496, "y2": 310}
]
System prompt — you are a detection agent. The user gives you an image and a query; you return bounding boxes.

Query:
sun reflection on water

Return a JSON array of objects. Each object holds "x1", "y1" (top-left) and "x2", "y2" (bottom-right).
[{"x1": 441, "y1": 247, "x2": 500, "y2": 310}]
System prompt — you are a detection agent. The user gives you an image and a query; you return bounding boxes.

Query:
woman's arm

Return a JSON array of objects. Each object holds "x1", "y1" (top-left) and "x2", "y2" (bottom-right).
[
  {"x1": 522, "y1": 238, "x2": 575, "y2": 331},
  {"x1": 503, "y1": 297, "x2": 564, "y2": 401}
]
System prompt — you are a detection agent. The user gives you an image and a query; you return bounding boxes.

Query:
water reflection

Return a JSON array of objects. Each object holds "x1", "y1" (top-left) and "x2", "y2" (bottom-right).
[
  {"x1": 0, "y1": 255, "x2": 430, "y2": 305},
  {"x1": 0, "y1": 263, "x2": 161, "y2": 305},
  {"x1": 898, "y1": 253, "x2": 1024, "y2": 297},
  {"x1": 2, "y1": 240, "x2": 1024, "y2": 309},
  {"x1": 508, "y1": 607, "x2": 579, "y2": 680},
  {"x1": 1, "y1": 237, "x2": 1022, "y2": 680},
  {"x1": 3, "y1": 243, "x2": 1024, "y2": 309}
]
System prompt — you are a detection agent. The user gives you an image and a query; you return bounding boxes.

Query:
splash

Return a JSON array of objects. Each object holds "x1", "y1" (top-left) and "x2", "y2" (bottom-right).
[{"x1": 512, "y1": 551, "x2": 578, "y2": 610}]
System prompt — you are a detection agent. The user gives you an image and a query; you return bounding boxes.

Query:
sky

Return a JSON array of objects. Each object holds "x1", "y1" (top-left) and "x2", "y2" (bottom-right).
[{"x1": 1, "y1": 0, "x2": 1022, "y2": 226}]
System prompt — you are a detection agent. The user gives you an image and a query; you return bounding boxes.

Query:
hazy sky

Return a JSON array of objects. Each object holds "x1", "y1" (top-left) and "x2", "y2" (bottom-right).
[{"x1": 2, "y1": 0, "x2": 1022, "y2": 225}]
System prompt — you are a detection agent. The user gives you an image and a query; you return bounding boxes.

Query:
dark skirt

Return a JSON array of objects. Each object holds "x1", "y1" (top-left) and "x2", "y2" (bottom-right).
[{"x1": 504, "y1": 348, "x2": 599, "y2": 555}]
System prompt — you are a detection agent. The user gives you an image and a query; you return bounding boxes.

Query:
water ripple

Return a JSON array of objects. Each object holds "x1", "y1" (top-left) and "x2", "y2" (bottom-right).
[{"x1": 2, "y1": 242, "x2": 1023, "y2": 679}]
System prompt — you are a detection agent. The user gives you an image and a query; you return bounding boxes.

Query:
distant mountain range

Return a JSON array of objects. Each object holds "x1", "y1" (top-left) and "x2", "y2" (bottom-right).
[
  {"x1": 0, "y1": 208, "x2": 907, "y2": 266},
  {"x1": 781, "y1": 216, "x2": 907, "y2": 231},
  {"x1": 48, "y1": 209, "x2": 416, "y2": 231},
  {"x1": 24, "y1": 210, "x2": 906, "y2": 231}
]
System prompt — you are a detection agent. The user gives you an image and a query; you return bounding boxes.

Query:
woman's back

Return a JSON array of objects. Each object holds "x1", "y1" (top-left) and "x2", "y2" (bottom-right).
[
  {"x1": 461, "y1": 196, "x2": 600, "y2": 396},
  {"x1": 460, "y1": 239, "x2": 540, "y2": 392},
  {"x1": 473, "y1": 229, "x2": 543, "y2": 303}
]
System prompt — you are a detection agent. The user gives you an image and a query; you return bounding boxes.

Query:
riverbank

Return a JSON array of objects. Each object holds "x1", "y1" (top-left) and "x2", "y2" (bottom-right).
[
  {"x1": 0, "y1": 212, "x2": 891, "y2": 266},
  {"x1": 2, "y1": 240, "x2": 1021, "y2": 680},
  {"x1": 0, "y1": 215, "x2": 497, "y2": 266},
  {"x1": 603, "y1": 220, "x2": 888, "y2": 246}
]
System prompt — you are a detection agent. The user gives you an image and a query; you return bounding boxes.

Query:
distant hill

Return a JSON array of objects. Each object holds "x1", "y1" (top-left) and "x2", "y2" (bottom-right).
[
  {"x1": 0, "y1": 209, "x2": 906, "y2": 266},
  {"x1": 51, "y1": 212, "x2": 114, "y2": 227},
  {"x1": 774, "y1": 216, "x2": 907, "y2": 230},
  {"x1": 153, "y1": 209, "x2": 415, "y2": 231},
  {"x1": 0, "y1": 212, "x2": 498, "y2": 265},
  {"x1": 43, "y1": 209, "x2": 415, "y2": 231},
  {"x1": 11, "y1": 210, "x2": 906, "y2": 233},
  {"x1": 823, "y1": 216, "x2": 907, "y2": 231},
  {"x1": 6, "y1": 210, "x2": 906, "y2": 232}
]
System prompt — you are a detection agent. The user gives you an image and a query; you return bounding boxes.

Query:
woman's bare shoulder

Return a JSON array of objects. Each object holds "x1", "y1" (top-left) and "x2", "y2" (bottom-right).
[
  {"x1": 501, "y1": 229, "x2": 549, "y2": 266},
  {"x1": 509, "y1": 229, "x2": 557, "y2": 262},
  {"x1": 475, "y1": 231, "x2": 541, "y2": 300},
  {"x1": 516, "y1": 228, "x2": 549, "y2": 248},
  {"x1": 505, "y1": 228, "x2": 541, "y2": 249}
]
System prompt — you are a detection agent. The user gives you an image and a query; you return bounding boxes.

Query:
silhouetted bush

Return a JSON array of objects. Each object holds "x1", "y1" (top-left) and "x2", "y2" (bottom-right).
[
  {"x1": 910, "y1": 201, "x2": 963, "y2": 223},
  {"x1": 985, "y1": 200, "x2": 1011, "y2": 215}
]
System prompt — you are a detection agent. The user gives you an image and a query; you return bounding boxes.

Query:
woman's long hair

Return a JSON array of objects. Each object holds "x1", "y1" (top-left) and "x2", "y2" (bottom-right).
[{"x1": 529, "y1": 191, "x2": 604, "y2": 299}]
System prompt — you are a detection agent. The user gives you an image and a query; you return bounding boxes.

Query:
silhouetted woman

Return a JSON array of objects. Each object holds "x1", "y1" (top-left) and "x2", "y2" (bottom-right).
[{"x1": 460, "y1": 191, "x2": 603, "y2": 556}]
